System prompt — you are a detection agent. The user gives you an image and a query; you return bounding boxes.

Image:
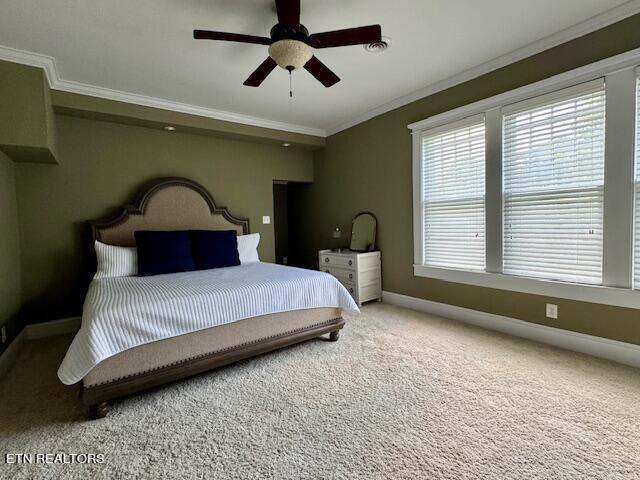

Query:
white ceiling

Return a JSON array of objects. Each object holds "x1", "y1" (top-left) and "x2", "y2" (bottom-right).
[{"x1": 0, "y1": 0, "x2": 637, "y2": 135}]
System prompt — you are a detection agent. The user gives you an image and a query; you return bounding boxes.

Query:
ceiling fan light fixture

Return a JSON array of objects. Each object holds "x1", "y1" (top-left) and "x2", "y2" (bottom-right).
[
  {"x1": 268, "y1": 40, "x2": 312, "y2": 70},
  {"x1": 194, "y1": 0, "x2": 382, "y2": 88}
]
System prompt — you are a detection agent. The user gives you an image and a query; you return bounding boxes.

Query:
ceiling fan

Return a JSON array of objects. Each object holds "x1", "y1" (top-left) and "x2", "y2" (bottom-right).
[{"x1": 193, "y1": 0, "x2": 382, "y2": 91}]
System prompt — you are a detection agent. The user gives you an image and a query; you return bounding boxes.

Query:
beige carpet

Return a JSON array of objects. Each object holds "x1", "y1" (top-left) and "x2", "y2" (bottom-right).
[{"x1": 1, "y1": 303, "x2": 639, "y2": 479}]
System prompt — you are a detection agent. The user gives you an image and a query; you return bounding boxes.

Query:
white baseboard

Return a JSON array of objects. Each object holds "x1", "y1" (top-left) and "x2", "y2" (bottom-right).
[
  {"x1": 25, "y1": 317, "x2": 81, "y2": 340},
  {"x1": 0, "y1": 317, "x2": 81, "y2": 378},
  {"x1": 382, "y1": 291, "x2": 640, "y2": 369}
]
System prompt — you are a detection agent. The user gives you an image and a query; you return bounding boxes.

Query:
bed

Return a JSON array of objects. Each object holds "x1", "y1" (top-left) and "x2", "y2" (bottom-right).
[{"x1": 58, "y1": 177, "x2": 358, "y2": 419}]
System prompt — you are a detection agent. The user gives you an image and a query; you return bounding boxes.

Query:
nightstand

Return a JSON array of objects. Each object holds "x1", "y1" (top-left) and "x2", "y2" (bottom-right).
[{"x1": 319, "y1": 249, "x2": 382, "y2": 306}]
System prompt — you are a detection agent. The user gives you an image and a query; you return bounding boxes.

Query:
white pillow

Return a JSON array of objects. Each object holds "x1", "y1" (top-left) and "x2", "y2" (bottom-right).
[
  {"x1": 94, "y1": 241, "x2": 138, "y2": 279},
  {"x1": 237, "y1": 233, "x2": 260, "y2": 264}
]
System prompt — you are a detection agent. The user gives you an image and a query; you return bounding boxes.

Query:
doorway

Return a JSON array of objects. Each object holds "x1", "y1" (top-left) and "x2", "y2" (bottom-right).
[{"x1": 273, "y1": 181, "x2": 289, "y2": 265}]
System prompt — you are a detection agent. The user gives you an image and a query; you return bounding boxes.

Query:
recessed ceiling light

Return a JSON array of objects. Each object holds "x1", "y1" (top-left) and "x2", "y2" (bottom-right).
[
  {"x1": 164, "y1": 126, "x2": 176, "y2": 131},
  {"x1": 282, "y1": 143, "x2": 291, "y2": 147}
]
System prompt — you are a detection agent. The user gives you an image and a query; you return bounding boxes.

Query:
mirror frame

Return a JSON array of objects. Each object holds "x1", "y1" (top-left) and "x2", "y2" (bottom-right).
[{"x1": 350, "y1": 211, "x2": 378, "y2": 252}]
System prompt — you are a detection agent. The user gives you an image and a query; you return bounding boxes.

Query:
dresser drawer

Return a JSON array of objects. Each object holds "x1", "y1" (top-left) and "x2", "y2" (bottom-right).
[
  {"x1": 318, "y1": 249, "x2": 381, "y2": 306},
  {"x1": 339, "y1": 280, "x2": 357, "y2": 298},
  {"x1": 319, "y1": 253, "x2": 355, "y2": 270},
  {"x1": 321, "y1": 266, "x2": 355, "y2": 283}
]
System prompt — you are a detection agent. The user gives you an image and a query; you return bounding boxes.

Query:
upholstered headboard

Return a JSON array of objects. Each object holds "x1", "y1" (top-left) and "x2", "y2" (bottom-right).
[{"x1": 90, "y1": 177, "x2": 250, "y2": 247}]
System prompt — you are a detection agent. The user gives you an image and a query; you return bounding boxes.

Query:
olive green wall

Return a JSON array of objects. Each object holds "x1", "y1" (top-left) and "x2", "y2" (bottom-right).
[
  {"x1": 0, "y1": 152, "x2": 22, "y2": 352},
  {"x1": 52, "y1": 91, "x2": 325, "y2": 150},
  {"x1": 295, "y1": 14, "x2": 640, "y2": 345},
  {"x1": 15, "y1": 115, "x2": 313, "y2": 321},
  {"x1": 0, "y1": 60, "x2": 57, "y2": 163}
]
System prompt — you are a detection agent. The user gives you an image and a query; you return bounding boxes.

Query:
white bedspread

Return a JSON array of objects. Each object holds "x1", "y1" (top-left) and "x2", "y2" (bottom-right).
[{"x1": 58, "y1": 263, "x2": 359, "y2": 385}]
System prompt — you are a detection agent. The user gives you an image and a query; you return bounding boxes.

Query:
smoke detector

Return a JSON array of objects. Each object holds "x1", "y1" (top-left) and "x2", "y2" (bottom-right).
[{"x1": 364, "y1": 36, "x2": 391, "y2": 53}]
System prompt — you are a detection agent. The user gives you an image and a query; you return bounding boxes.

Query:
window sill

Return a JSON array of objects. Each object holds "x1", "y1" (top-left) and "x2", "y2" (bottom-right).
[{"x1": 413, "y1": 265, "x2": 640, "y2": 309}]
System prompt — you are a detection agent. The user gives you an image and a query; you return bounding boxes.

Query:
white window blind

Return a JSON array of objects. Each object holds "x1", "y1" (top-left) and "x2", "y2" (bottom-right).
[
  {"x1": 502, "y1": 83, "x2": 606, "y2": 285},
  {"x1": 634, "y1": 77, "x2": 640, "y2": 289},
  {"x1": 421, "y1": 117, "x2": 485, "y2": 270}
]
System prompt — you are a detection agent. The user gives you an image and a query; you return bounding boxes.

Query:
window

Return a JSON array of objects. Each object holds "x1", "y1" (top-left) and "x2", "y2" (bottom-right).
[
  {"x1": 635, "y1": 77, "x2": 640, "y2": 289},
  {"x1": 420, "y1": 117, "x2": 485, "y2": 270},
  {"x1": 502, "y1": 85, "x2": 606, "y2": 284},
  {"x1": 410, "y1": 56, "x2": 640, "y2": 308}
]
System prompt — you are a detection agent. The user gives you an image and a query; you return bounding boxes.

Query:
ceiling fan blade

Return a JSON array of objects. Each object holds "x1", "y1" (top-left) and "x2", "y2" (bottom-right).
[
  {"x1": 243, "y1": 57, "x2": 278, "y2": 87},
  {"x1": 193, "y1": 30, "x2": 271, "y2": 45},
  {"x1": 307, "y1": 25, "x2": 381, "y2": 49},
  {"x1": 304, "y1": 56, "x2": 340, "y2": 88},
  {"x1": 275, "y1": 0, "x2": 300, "y2": 27}
]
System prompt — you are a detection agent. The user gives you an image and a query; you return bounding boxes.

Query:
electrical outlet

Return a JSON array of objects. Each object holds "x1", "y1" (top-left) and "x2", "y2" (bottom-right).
[
  {"x1": 262, "y1": 215, "x2": 271, "y2": 225},
  {"x1": 546, "y1": 303, "x2": 558, "y2": 319},
  {"x1": 1, "y1": 326, "x2": 6, "y2": 344}
]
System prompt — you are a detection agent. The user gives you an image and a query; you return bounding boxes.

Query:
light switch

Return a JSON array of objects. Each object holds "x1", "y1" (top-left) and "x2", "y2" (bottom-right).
[{"x1": 262, "y1": 216, "x2": 271, "y2": 225}]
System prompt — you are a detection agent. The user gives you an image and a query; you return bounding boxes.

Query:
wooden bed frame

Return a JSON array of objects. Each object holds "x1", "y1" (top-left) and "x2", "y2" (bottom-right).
[{"x1": 82, "y1": 177, "x2": 344, "y2": 419}]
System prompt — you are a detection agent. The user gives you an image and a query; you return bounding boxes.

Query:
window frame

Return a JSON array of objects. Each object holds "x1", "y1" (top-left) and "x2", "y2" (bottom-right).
[
  {"x1": 419, "y1": 114, "x2": 487, "y2": 271},
  {"x1": 501, "y1": 80, "x2": 606, "y2": 285},
  {"x1": 634, "y1": 75, "x2": 640, "y2": 290},
  {"x1": 410, "y1": 50, "x2": 640, "y2": 309}
]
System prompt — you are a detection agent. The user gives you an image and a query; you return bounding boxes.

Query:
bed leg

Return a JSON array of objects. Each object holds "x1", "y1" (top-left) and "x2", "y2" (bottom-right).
[
  {"x1": 88, "y1": 402, "x2": 110, "y2": 420},
  {"x1": 329, "y1": 330, "x2": 340, "y2": 342}
]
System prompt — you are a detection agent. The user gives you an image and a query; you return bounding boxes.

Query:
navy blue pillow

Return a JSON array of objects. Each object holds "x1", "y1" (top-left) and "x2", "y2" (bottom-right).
[
  {"x1": 134, "y1": 230, "x2": 196, "y2": 277},
  {"x1": 190, "y1": 230, "x2": 240, "y2": 270}
]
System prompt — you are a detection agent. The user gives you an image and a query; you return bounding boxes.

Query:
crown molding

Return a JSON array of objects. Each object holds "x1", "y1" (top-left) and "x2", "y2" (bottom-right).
[
  {"x1": 325, "y1": 0, "x2": 640, "y2": 136},
  {"x1": 407, "y1": 48, "x2": 640, "y2": 133},
  {"x1": 0, "y1": 45, "x2": 326, "y2": 138},
  {"x1": 0, "y1": 44, "x2": 57, "y2": 84},
  {"x1": 53, "y1": 78, "x2": 327, "y2": 137},
  {"x1": 1, "y1": 0, "x2": 639, "y2": 140}
]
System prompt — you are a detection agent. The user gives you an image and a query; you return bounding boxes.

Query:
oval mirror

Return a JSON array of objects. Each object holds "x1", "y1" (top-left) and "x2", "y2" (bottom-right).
[{"x1": 350, "y1": 212, "x2": 377, "y2": 252}]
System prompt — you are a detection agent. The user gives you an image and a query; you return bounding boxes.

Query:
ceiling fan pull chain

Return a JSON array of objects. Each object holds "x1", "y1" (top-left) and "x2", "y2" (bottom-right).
[{"x1": 194, "y1": 2, "x2": 380, "y2": 89}]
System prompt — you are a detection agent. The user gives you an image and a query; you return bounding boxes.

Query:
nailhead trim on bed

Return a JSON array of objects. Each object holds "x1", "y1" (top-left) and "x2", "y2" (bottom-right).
[{"x1": 85, "y1": 318, "x2": 341, "y2": 387}]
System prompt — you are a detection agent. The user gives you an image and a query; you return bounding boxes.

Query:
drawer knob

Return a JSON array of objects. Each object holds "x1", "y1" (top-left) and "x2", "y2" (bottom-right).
[
  {"x1": 349, "y1": 288, "x2": 354, "y2": 294},
  {"x1": 324, "y1": 258, "x2": 329, "y2": 263},
  {"x1": 348, "y1": 260, "x2": 353, "y2": 266},
  {"x1": 349, "y1": 273, "x2": 353, "y2": 280}
]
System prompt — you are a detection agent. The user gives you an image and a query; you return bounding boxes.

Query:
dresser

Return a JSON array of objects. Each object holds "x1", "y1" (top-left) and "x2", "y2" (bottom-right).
[{"x1": 318, "y1": 249, "x2": 382, "y2": 306}]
